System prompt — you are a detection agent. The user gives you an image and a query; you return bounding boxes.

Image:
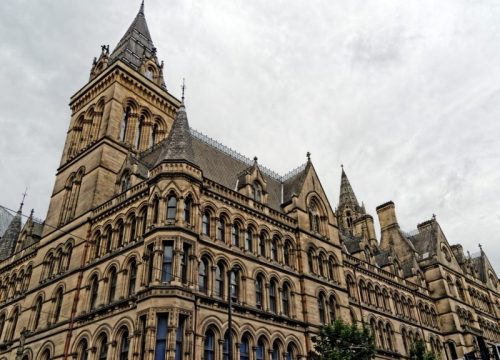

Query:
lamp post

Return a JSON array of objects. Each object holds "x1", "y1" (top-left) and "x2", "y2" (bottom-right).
[{"x1": 227, "y1": 265, "x2": 241, "y2": 360}]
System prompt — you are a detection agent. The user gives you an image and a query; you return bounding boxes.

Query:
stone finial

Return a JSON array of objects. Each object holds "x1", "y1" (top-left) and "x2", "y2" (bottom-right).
[{"x1": 306, "y1": 152, "x2": 311, "y2": 162}]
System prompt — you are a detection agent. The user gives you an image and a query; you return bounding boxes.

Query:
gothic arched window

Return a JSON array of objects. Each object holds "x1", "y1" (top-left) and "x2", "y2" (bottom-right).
[
  {"x1": 89, "y1": 275, "x2": 99, "y2": 311},
  {"x1": 282, "y1": 282, "x2": 291, "y2": 316},
  {"x1": 269, "y1": 280, "x2": 277, "y2": 313},
  {"x1": 166, "y1": 194, "x2": 177, "y2": 220},
  {"x1": 231, "y1": 223, "x2": 240, "y2": 247},
  {"x1": 128, "y1": 260, "x2": 137, "y2": 297},
  {"x1": 204, "y1": 329, "x2": 215, "y2": 360},
  {"x1": 255, "y1": 275, "x2": 264, "y2": 309},
  {"x1": 245, "y1": 228, "x2": 253, "y2": 252},
  {"x1": 184, "y1": 196, "x2": 192, "y2": 224},
  {"x1": 53, "y1": 288, "x2": 63, "y2": 323},
  {"x1": 135, "y1": 115, "x2": 145, "y2": 149},
  {"x1": 120, "y1": 172, "x2": 131, "y2": 193},
  {"x1": 32, "y1": 297, "x2": 43, "y2": 330},
  {"x1": 120, "y1": 106, "x2": 131, "y2": 142},
  {"x1": 202, "y1": 211, "x2": 210, "y2": 236},
  {"x1": 199, "y1": 257, "x2": 208, "y2": 294},
  {"x1": 119, "y1": 328, "x2": 130, "y2": 360}
]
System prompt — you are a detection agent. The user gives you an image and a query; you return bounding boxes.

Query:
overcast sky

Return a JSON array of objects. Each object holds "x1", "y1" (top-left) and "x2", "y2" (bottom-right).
[{"x1": 0, "y1": 0, "x2": 499, "y2": 273}]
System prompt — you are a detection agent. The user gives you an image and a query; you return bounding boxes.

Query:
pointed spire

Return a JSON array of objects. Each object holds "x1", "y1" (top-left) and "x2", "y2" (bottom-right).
[
  {"x1": 155, "y1": 101, "x2": 195, "y2": 164},
  {"x1": 338, "y1": 165, "x2": 360, "y2": 210},
  {"x1": 0, "y1": 205, "x2": 23, "y2": 261},
  {"x1": 109, "y1": 1, "x2": 156, "y2": 71}
]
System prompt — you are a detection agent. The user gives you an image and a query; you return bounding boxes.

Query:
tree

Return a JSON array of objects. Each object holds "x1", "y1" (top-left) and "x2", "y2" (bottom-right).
[
  {"x1": 409, "y1": 339, "x2": 438, "y2": 360},
  {"x1": 310, "y1": 320, "x2": 376, "y2": 360}
]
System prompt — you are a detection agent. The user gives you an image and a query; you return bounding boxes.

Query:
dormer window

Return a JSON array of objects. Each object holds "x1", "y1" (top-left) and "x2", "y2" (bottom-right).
[
  {"x1": 120, "y1": 172, "x2": 131, "y2": 192},
  {"x1": 145, "y1": 66, "x2": 154, "y2": 80},
  {"x1": 253, "y1": 181, "x2": 262, "y2": 202}
]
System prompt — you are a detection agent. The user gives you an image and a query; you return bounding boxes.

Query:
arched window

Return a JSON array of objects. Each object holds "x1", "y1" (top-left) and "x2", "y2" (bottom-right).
[
  {"x1": 216, "y1": 217, "x2": 226, "y2": 242},
  {"x1": 117, "y1": 220, "x2": 125, "y2": 248},
  {"x1": 231, "y1": 223, "x2": 240, "y2": 247},
  {"x1": 108, "y1": 268, "x2": 117, "y2": 303},
  {"x1": 245, "y1": 228, "x2": 253, "y2": 252},
  {"x1": 152, "y1": 196, "x2": 160, "y2": 224},
  {"x1": 104, "y1": 226, "x2": 112, "y2": 254},
  {"x1": 318, "y1": 293, "x2": 326, "y2": 324},
  {"x1": 253, "y1": 182, "x2": 262, "y2": 202},
  {"x1": 119, "y1": 328, "x2": 130, "y2": 360},
  {"x1": 286, "y1": 343, "x2": 298, "y2": 360},
  {"x1": 215, "y1": 262, "x2": 225, "y2": 298},
  {"x1": 76, "y1": 339, "x2": 89, "y2": 360},
  {"x1": 129, "y1": 215, "x2": 137, "y2": 243},
  {"x1": 120, "y1": 107, "x2": 130, "y2": 142},
  {"x1": 282, "y1": 283, "x2": 291, "y2": 316},
  {"x1": 53, "y1": 288, "x2": 63, "y2": 323},
  {"x1": 41, "y1": 349, "x2": 51, "y2": 360},
  {"x1": 328, "y1": 256, "x2": 336, "y2": 281},
  {"x1": 230, "y1": 269, "x2": 240, "y2": 301},
  {"x1": 161, "y1": 241, "x2": 174, "y2": 283},
  {"x1": 7, "y1": 308, "x2": 19, "y2": 341},
  {"x1": 307, "y1": 249, "x2": 315, "y2": 273},
  {"x1": 120, "y1": 172, "x2": 131, "y2": 193},
  {"x1": 346, "y1": 275, "x2": 356, "y2": 299},
  {"x1": 386, "y1": 324, "x2": 393, "y2": 350},
  {"x1": 269, "y1": 280, "x2": 277, "y2": 313},
  {"x1": 259, "y1": 233, "x2": 266, "y2": 257},
  {"x1": 272, "y1": 341, "x2": 281, "y2": 360},
  {"x1": 97, "y1": 333, "x2": 108, "y2": 360},
  {"x1": 32, "y1": 297, "x2": 43, "y2": 330},
  {"x1": 135, "y1": 115, "x2": 144, "y2": 149},
  {"x1": 271, "y1": 237, "x2": 278, "y2": 261},
  {"x1": 151, "y1": 123, "x2": 159, "y2": 146},
  {"x1": 256, "y1": 338, "x2": 266, "y2": 360},
  {"x1": 240, "y1": 334, "x2": 250, "y2": 360},
  {"x1": 318, "y1": 253, "x2": 326, "y2": 277},
  {"x1": 93, "y1": 232, "x2": 102, "y2": 259},
  {"x1": 199, "y1": 257, "x2": 208, "y2": 294},
  {"x1": 140, "y1": 207, "x2": 148, "y2": 235},
  {"x1": 255, "y1": 275, "x2": 264, "y2": 309},
  {"x1": 145, "y1": 66, "x2": 154, "y2": 80},
  {"x1": 201, "y1": 211, "x2": 211, "y2": 236},
  {"x1": 184, "y1": 196, "x2": 192, "y2": 224},
  {"x1": 204, "y1": 329, "x2": 215, "y2": 360},
  {"x1": 64, "y1": 246, "x2": 72, "y2": 272},
  {"x1": 328, "y1": 295, "x2": 336, "y2": 323},
  {"x1": 56, "y1": 249, "x2": 64, "y2": 274},
  {"x1": 128, "y1": 260, "x2": 137, "y2": 297},
  {"x1": 284, "y1": 241, "x2": 292, "y2": 266},
  {"x1": 89, "y1": 275, "x2": 99, "y2": 310},
  {"x1": 167, "y1": 194, "x2": 177, "y2": 220}
]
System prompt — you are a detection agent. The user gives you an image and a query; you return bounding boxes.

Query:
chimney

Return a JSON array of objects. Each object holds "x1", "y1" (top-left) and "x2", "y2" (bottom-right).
[{"x1": 376, "y1": 201, "x2": 399, "y2": 231}]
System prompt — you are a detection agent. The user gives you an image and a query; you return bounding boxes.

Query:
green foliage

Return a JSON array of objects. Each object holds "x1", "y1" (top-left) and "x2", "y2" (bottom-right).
[
  {"x1": 409, "y1": 339, "x2": 438, "y2": 360},
  {"x1": 310, "y1": 320, "x2": 376, "y2": 360}
]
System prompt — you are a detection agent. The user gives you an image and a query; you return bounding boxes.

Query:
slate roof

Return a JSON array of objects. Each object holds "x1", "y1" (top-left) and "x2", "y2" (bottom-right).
[
  {"x1": 408, "y1": 225, "x2": 436, "y2": 257},
  {"x1": 139, "y1": 106, "x2": 308, "y2": 213},
  {"x1": 0, "y1": 207, "x2": 13, "y2": 238},
  {"x1": 0, "y1": 208, "x2": 22, "y2": 261}
]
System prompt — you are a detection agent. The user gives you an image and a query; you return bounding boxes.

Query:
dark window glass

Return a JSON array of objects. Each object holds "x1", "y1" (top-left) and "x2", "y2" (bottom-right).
[
  {"x1": 120, "y1": 330, "x2": 130, "y2": 360},
  {"x1": 181, "y1": 243, "x2": 191, "y2": 283},
  {"x1": 98, "y1": 335, "x2": 108, "y2": 360},
  {"x1": 282, "y1": 284, "x2": 290, "y2": 316},
  {"x1": 147, "y1": 244, "x2": 154, "y2": 284},
  {"x1": 256, "y1": 339, "x2": 265, "y2": 360},
  {"x1": 153, "y1": 197, "x2": 159, "y2": 224},
  {"x1": 155, "y1": 314, "x2": 168, "y2": 360},
  {"x1": 223, "y1": 332, "x2": 230, "y2": 360},
  {"x1": 167, "y1": 195, "x2": 177, "y2": 220},
  {"x1": 217, "y1": 218, "x2": 225, "y2": 241},
  {"x1": 129, "y1": 216, "x2": 137, "y2": 242},
  {"x1": 259, "y1": 234, "x2": 266, "y2": 256},
  {"x1": 139, "y1": 315, "x2": 147, "y2": 360},
  {"x1": 307, "y1": 250, "x2": 314, "y2": 273},
  {"x1": 240, "y1": 336, "x2": 250, "y2": 360},
  {"x1": 245, "y1": 229, "x2": 253, "y2": 251},
  {"x1": 231, "y1": 224, "x2": 240, "y2": 247},
  {"x1": 272, "y1": 342, "x2": 280, "y2": 360},
  {"x1": 175, "y1": 316, "x2": 186, "y2": 360},
  {"x1": 204, "y1": 329, "x2": 215, "y2": 360},
  {"x1": 202, "y1": 212, "x2": 210, "y2": 236},
  {"x1": 53, "y1": 289, "x2": 63, "y2": 323},
  {"x1": 230, "y1": 270, "x2": 239, "y2": 301},
  {"x1": 271, "y1": 238, "x2": 278, "y2": 261},
  {"x1": 256, "y1": 276, "x2": 263, "y2": 309},
  {"x1": 215, "y1": 263, "x2": 224, "y2": 298},
  {"x1": 199, "y1": 258, "x2": 208, "y2": 293},
  {"x1": 162, "y1": 242, "x2": 174, "y2": 282},
  {"x1": 284, "y1": 242, "x2": 291, "y2": 266},
  {"x1": 269, "y1": 281, "x2": 277, "y2": 313},
  {"x1": 128, "y1": 261, "x2": 137, "y2": 296},
  {"x1": 90, "y1": 276, "x2": 99, "y2": 310},
  {"x1": 117, "y1": 222, "x2": 125, "y2": 247},
  {"x1": 33, "y1": 298, "x2": 42, "y2": 329},
  {"x1": 108, "y1": 269, "x2": 117, "y2": 303},
  {"x1": 183, "y1": 197, "x2": 191, "y2": 223},
  {"x1": 318, "y1": 294, "x2": 326, "y2": 323}
]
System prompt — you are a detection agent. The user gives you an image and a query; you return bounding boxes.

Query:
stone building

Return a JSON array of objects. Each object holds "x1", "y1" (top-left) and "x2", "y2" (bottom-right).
[{"x1": 0, "y1": 3, "x2": 499, "y2": 360}]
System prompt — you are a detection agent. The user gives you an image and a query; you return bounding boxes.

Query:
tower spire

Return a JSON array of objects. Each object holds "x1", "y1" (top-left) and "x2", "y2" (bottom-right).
[
  {"x1": 338, "y1": 165, "x2": 361, "y2": 210},
  {"x1": 109, "y1": 1, "x2": 156, "y2": 72}
]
